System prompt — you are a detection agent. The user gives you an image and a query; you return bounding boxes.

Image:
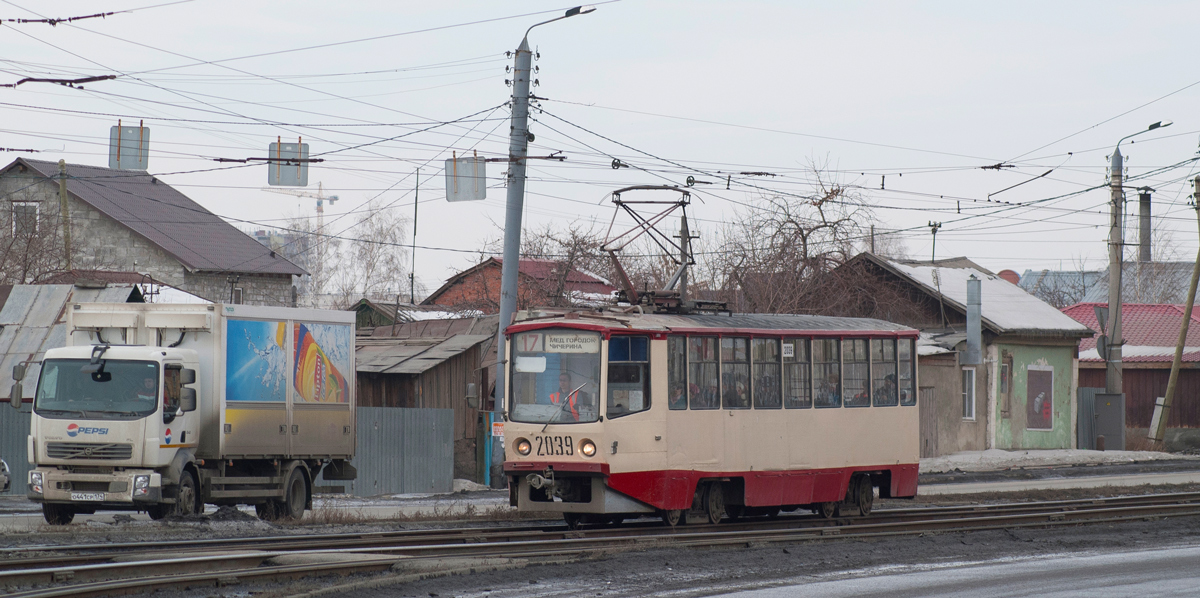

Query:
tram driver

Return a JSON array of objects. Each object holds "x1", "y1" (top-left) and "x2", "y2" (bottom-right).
[{"x1": 549, "y1": 371, "x2": 591, "y2": 421}]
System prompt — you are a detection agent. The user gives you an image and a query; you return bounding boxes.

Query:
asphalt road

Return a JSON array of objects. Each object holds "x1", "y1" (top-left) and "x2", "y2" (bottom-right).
[{"x1": 718, "y1": 544, "x2": 1200, "y2": 597}]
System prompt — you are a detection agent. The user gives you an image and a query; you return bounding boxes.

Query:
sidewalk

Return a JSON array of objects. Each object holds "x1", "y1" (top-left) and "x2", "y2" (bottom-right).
[{"x1": 918, "y1": 449, "x2": 1200, "y2": 495}]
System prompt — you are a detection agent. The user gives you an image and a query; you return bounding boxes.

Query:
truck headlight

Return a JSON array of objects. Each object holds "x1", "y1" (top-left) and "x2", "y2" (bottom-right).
[
  {"x1": 580, "y1": 439, "x2": 596, "y2": 457},
  {"x1": 134, "y1": 475, "x2": 150, "y2": 497},
  {"x1": 30, "y1": 471, "x2": 42, "y2": 494},
  {"x1": 516, "y1": 438, "x2": 531, "y2": 456}
]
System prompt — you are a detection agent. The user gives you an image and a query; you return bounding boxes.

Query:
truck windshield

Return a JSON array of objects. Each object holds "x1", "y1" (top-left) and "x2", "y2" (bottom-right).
[
  {"x1": 34, "y1": 359, "x2": 160, "y2": 420},
  {"x1": 509, "y1": 329, "x2": 602, "y2": 424}
]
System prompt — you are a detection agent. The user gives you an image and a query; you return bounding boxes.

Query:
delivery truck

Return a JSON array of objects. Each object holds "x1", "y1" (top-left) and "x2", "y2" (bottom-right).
[{"x1": 9, "y1": 303, "x2": 356, "y2": 524}]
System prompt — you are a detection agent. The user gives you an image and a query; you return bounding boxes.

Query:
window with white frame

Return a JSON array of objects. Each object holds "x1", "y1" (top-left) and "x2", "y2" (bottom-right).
[
  {"x1": 962, "y1": 367, "x2": 976, "y2": 420},
  {"x1": 11, "y1": 201, "x2": 38, "y2": 236}
]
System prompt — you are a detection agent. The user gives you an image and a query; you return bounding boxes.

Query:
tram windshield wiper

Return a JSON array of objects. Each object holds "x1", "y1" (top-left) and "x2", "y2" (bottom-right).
[{"x1": 542, "y1": 382, "x2": 588, "y2": 433}]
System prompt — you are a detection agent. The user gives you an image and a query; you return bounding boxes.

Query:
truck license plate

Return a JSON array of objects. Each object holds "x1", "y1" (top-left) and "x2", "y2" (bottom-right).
[{"x1": 70, "y1": 492, "x2": 104, "y2": 502}]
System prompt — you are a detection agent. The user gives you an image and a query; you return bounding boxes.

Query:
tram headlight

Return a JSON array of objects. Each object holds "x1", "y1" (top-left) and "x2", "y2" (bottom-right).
[
  {"x1": 580, "y1": 439, "x2": 597, "y2": 458},
  {"x1": 516, "y1": 438, "x2": 532, "y2": 456}
]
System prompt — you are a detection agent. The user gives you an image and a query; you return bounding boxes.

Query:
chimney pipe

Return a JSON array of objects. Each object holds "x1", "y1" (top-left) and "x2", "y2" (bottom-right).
[
  {"x1": 964, "y1": 275, "x2": 982, "y2": 365},
  {"x1": 1139, "y1": 187, "x2": 1153, "y2": 263}
]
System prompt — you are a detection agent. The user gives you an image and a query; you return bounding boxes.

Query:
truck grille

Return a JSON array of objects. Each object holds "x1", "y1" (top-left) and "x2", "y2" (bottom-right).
[{"x1": 46, "y1": 442, "x2": 133, "y2": 460}]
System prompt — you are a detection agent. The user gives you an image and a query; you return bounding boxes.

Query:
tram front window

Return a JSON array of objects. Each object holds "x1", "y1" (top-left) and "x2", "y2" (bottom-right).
[{"x1": 510, "y1": 330, "x2": 602, "y2": 424}]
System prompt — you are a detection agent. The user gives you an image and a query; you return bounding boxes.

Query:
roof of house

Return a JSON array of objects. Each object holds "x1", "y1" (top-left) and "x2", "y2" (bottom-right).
[
  {"x1": 352, "y1": 298, "x2": 481, "y2": 327},
  {"x1": 851, "y1": 253, "x2": 1093, "y2": 337},
  {"x1": 3, "y1": 158, "x2": 305, "y2": 277},
  {"x1": 422, "y1": 257, "x2": 616, "y2": 305},
  {"x1": 1062, "y1": 302, "x2": 1200, "y2": 363},
  {"x1": 356, "y1": 335, "x2": 490, "y2": 375},
  {"x1": 0, "y1": 284, "x2": 142, "y2": 400}
]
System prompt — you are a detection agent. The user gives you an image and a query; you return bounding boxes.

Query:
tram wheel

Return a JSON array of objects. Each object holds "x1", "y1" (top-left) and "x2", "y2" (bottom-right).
[
  {"x1": 855, "y1": 475, "x2": 874, "y2": 516},
  {"x1": 817, "y1": 501, "x2": 839, "y2": 519},
  {"x1": 661, "y1": 509, "x2": 683, "y2": 527},
  {"x1": 563, "y1": 512, "x2": 584, "y2": 530},
  {"x1": 704, "y1": 483, "x2": 726, "y2": 524}
]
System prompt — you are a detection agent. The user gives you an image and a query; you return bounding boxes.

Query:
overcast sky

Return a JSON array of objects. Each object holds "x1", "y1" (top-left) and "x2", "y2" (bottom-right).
[{"x1": 3, "y1": 0, "x2": 1199, "y2": 295}]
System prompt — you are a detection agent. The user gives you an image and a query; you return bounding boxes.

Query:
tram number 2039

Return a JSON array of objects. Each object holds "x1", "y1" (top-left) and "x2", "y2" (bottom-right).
[{"x1": 536, "y1": 435, "x2": 573, "y2": 456}]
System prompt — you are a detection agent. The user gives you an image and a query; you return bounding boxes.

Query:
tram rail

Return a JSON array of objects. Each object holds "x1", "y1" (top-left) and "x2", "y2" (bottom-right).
[{"x1": 4, "y1": 491, "x2": 1200, "y2": 598}]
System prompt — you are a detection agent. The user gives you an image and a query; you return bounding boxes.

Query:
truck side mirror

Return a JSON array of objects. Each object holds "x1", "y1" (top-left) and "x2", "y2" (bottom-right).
[
  {"x1": 12, "y1": 363, "x2": 25, "y2": 381},
  {"x1": 465, "y1": 382, "x2": 479, "y2": 409},
  {"x1": 9, "y1": 382, "x2": 21, "y2": 410},
  {"x1": 180, "y1": 368, "x2": 196, "y2": 385},
  {"x1": 180, "y1": 388, "x2": 196, "y2": 412}
]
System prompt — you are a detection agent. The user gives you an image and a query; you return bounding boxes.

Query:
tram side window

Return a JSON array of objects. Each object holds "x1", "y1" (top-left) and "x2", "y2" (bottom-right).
[
  {"x1": 814, "y1": 339, "x2": 841, "y2": 408},
  {"x1": 783, "y1": 338, "x2": 812, "y2": 409},
  {"x1": 843, "y1": 339, "x2": 870, "y2": 407},
  {"x1": 871, "y1": 339, "x2": 898, "y2": 407},
  {"x1": 721, "y1": 337, "x2": 750, "y2": 409},
  {"x1": 898, "y1": 338, "x2": 916, "y2": 406},
  {"x1": 667, "y1": 336, "x2": 688, "y2": 410},
  {"x1": 688, "y1": 336, "x2": 720, "y2": 410},
  {"x1": 751, "y1": 338, "x2": 781, "y2": 409},
  {"x1": 608, "y1": 336, "x2": 651, "y2": 418}
]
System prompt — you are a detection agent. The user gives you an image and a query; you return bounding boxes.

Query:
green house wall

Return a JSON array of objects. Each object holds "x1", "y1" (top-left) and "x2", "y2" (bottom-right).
[{"x1": 993, "y1": 342, "x2": 1076, "y2": 449}]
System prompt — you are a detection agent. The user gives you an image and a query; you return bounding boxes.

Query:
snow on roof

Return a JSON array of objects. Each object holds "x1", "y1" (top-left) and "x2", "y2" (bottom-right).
[
  {"x1": 882, "y1": 257, "x2": 1092, "y2": 335},
  {"x1": 1077, "y1": 345, "x2": 1200, "y2": 363}
]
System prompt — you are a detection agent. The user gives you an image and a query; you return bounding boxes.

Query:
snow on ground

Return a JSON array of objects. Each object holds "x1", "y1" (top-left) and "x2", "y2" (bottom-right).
[{"x1": 921, "y1": 448, "x2": 1199, "y2": 474}]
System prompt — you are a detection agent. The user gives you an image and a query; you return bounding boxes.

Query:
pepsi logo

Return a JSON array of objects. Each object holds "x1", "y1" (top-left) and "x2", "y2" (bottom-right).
[
  {"x1": 66, "y1": 423, "x2": 79, "y2": 437},
  {"x1": 65, "y1": 424, "x2": 108, "y2": 436},
  {"x1": 164, "y1": 428, "x2": 172, "y2": 445}
]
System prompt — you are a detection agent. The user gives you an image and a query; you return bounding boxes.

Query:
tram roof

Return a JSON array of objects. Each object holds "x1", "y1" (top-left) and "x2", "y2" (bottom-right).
[{"x1": 510, "y1": 311, "x2": 916, "y2": 336}]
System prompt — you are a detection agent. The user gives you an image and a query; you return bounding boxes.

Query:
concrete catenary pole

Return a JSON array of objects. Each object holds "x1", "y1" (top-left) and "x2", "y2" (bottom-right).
[
  {"x1": 494, "y1": 36, "x2": 533, "y2": 415},
  {"x1": 1138, "y1": 187, "x2": 1153, "y2": 263},
  {"x1": 57, "y1": 160, "x2": 72, "y2": 271},
  {"x1": 495, "y1": 6, "x2": 596, "y2": 415},
  {"x1": 1105, "y1": 148, "x2": 1124, "y2": 395},
  {"x1": 1153, "y1": 177, "x2": 1200, "y2": 441}
]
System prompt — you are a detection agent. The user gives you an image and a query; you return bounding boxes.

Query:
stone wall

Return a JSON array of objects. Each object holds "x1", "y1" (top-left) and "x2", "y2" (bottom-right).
[{"x1": 184, "y1": 271, "x2": 295, "y2": 306}]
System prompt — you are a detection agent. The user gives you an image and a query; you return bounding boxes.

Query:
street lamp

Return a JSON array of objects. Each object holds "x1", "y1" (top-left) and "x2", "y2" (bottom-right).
[
  {"x1": 1104, "y1": 119, "x2": 1173, "y2": 397},
  {"x1": 495, "y1": 4, "x2": 595, "y2": 423}
]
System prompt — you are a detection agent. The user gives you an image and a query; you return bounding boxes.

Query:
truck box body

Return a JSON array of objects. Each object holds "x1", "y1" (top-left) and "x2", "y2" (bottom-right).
[{"x1": 64, "y1": 303, "x2": 356, "y2": 461}]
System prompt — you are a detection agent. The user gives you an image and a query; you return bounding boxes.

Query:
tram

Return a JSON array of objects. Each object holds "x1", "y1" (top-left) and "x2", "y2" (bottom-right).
[{"x1": 502, "y1": 309, "x2": 920, "y2": 527}]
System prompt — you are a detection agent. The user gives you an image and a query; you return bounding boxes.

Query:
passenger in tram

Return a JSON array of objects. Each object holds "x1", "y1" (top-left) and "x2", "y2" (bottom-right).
[
  {"x1": 669, "y1": 384, "x2": 687, "y2": 410},
  {"x1": 816, "y1": 373, "x2": 840, "y2": 407},
  {"x1": 722, "y1": 375, "x2": 748, "y2": 408},
  {"x1": 874, "y1": 374, "x2": 897, "y2": 404},
  {"x1": 549, "y1": 372, "x2": 587, "y2": 421}
]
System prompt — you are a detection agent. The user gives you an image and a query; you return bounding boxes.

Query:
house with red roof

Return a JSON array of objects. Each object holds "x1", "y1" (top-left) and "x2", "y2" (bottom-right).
[
  {"x1": 1062, "y1": 302, "x2": 1200, "y2": 445},
  {"x1": 422, "y1": 257, "x2": 616, "y2": 314}
]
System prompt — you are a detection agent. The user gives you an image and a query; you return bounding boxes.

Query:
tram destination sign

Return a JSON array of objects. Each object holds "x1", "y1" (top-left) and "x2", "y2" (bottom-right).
[{"x1": 545, "y1": 333, "x2": 599, "y2": 353}]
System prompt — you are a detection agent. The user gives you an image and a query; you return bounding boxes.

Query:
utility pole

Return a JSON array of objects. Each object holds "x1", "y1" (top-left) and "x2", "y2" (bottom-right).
[
  {"x1": 1106, "y1": 148, "x2": 1124, "y2": 395},
  {"x1": 57, "y1": 160, "x2": 71, "y2": 271},
  {"x1": 411, "y1": 169, "x2": 419, "y2": 305},
  {"x1": 1153, "y1": 176, "x2": 1200, "y2": 441},
  {"x1": 928, "y1": 221, "x2": 941, "y2": 262},
  {"x1": 495, "y1": 6, "x2": 595, "y2": 415}
]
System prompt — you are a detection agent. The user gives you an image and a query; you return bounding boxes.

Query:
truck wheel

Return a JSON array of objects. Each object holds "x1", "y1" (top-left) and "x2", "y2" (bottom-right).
[
  {"x1": 255, "y1": 501, "x2": 279, "y2": 521},
  {"x1": 42, "y1": 504, "x2": 74, "y2": 525},
  {"x1": 172, "y1": 470, "x2": 199, "y2": 517},
  {"x1": 280, "y1": 468, "x2": 307, "y2": 520}
]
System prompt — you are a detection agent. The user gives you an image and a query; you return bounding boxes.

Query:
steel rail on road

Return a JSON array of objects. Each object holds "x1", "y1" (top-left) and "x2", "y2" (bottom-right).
[{"x1": 4, "y1": 492, "x2": 1200, "y2": 598}]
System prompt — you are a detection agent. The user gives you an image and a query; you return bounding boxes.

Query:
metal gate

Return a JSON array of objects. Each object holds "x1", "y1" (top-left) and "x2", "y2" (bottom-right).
[
  {"x1": 919, "y1": 387, "x2": 938, "y2": 458},
  {"x1": 0, "y1": 406, "x2": 30, "y2": 495},
  {"x1": 319, "y1": 407, "x2": 454, "y2": 497}
]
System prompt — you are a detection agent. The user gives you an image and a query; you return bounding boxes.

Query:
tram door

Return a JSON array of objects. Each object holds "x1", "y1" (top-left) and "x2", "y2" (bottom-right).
[{"x1": 606, "y1": 336, "x2": 668, "y2": 471}]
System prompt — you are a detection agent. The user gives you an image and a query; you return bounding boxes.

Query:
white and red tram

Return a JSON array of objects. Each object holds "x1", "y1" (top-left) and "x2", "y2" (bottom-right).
[{"x1": 502, "y1": 310, "x2": 919, "y2": 526}]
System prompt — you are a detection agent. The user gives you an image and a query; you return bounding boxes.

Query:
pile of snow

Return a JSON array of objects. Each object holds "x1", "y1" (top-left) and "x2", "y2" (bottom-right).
[{"x1": 921, "y1": 448, "x2": 1197, "y2": 474}]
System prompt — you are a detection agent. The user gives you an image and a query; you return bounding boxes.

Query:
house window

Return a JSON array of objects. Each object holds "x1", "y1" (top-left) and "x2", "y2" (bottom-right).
[
  {"x1": 232, "y1": 287, "x2": 244, "y2": 304},
  {"x1": 1000, "y1": 363, "x2": 1010, "y2": 394},
  {"x1": 962, "y1": 367, "x2": 976, "y2": 420},
  {"x1": 11, "y1": 201, "x2": 38, "y2": 236}
]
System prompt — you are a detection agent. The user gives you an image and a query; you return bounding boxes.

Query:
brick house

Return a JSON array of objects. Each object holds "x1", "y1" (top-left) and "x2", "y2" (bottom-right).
[
  {"x1": 0, "y1": 158, "x2": 305, "y2": 305},
  {"x1": 422, "y1": 257, "x2": 615, "y2": 313}
]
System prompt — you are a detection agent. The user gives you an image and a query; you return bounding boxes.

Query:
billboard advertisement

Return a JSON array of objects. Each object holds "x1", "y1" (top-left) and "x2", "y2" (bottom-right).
[
  {"x1": 226, "y1": 319, "x2": 288, "y2": 402},
  {"x1": 293, "y1": 322, "x2": 352, "y2": 403}
]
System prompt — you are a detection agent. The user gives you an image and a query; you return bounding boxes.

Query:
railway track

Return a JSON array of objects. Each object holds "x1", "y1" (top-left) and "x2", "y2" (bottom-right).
[{"x1": 4, "y1": 491, "x2": 1200, "y2": 598}]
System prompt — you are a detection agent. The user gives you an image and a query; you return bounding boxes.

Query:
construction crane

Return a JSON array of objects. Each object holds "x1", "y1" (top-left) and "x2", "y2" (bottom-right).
[{"x1": 261, "y1": 182, "x2": 339, "y2": 282}]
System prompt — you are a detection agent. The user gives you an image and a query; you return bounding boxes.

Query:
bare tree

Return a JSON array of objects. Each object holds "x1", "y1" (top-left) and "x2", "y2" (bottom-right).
[
  {"x1": 328, "y1": 200, "x2": 411, "y2": 309},
  {"x1": 0, "y1": 199, "x2": 74, "y2": 283}
]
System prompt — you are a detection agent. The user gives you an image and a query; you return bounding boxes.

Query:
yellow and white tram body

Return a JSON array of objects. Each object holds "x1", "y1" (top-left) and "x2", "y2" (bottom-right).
[{"x1": 502, "y1": 311, "x2": 919, "y2": 524}]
